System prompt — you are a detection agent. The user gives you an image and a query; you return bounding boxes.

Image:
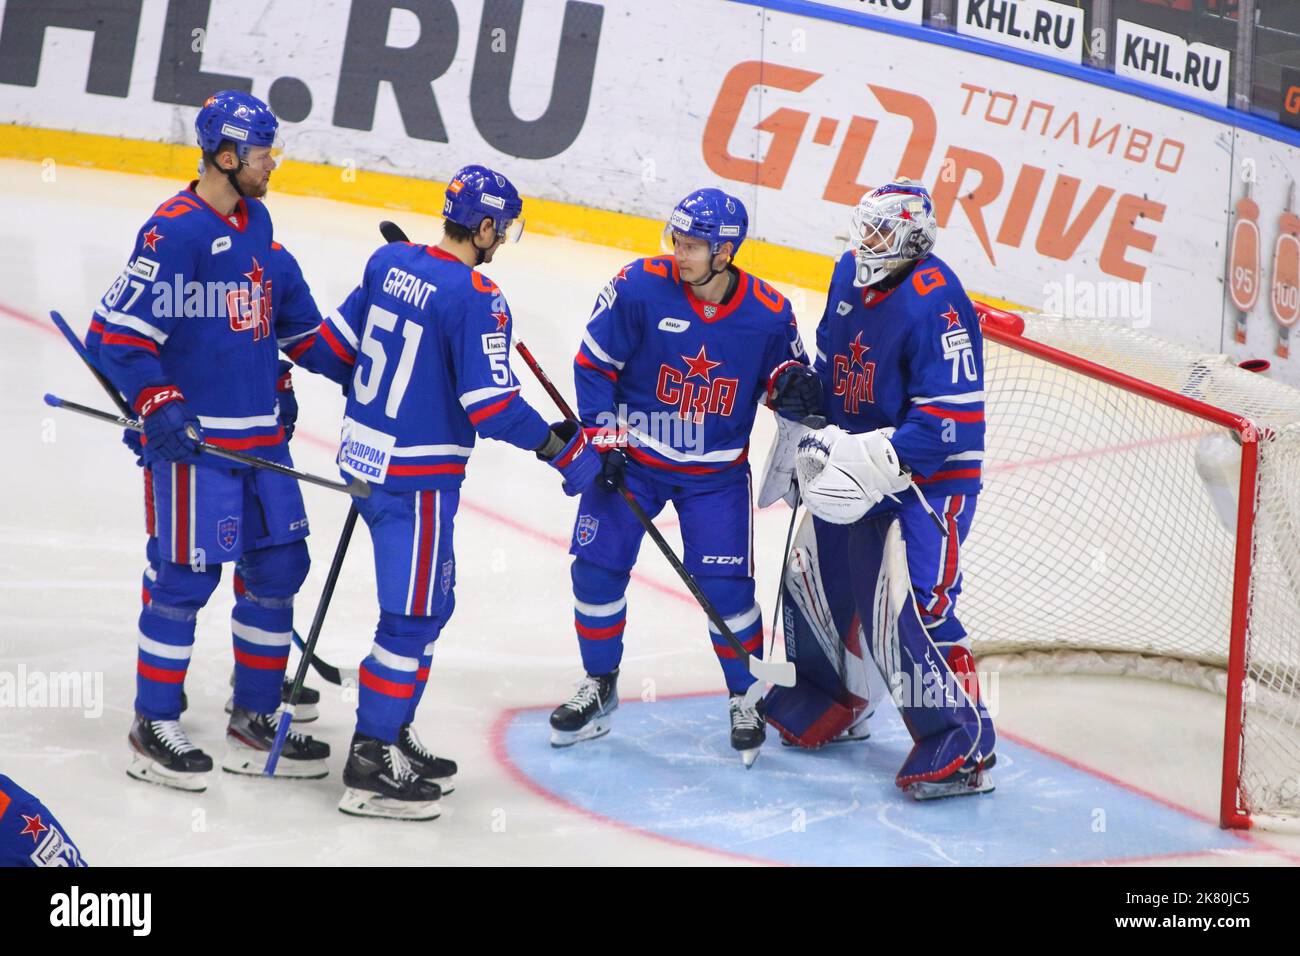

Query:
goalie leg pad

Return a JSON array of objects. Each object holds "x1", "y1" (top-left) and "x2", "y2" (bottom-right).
[
  {"x1": 763, "y1": 514, "x2": 873, "y2": 747},
  {"x1": 845, "y1": 514, "x2": 993, "y2": 791}
]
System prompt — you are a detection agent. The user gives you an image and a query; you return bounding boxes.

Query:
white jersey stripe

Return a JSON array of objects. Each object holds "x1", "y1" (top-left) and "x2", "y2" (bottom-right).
[
  {"x1": 391, "y1": 443, "x2": 474, "y2": 458},
  {"x1": 626, "y1": 431, "x2": 748, "y2": 465},
  {"x1": 459, "y1": 385, "x2": 517, "y2": 410},
  {"x1": 911, "y1": 390, "x2": 986, "y2": 405},
  {"x1": 325, "y1": 311, "x2": 359, "y2": 350},
  {"x1": 101, "y1": 309, "x2": 169, "y2": 344},
  {"x1": 198, "y1": 412, "x2": 280, "y2": 430},
  {"x1": 582, "y1": 332, "x2": 626, "y2": 370}
]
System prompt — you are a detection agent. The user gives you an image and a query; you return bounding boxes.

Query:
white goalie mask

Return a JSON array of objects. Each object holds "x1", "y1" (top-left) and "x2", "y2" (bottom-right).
[{"x1": 849, "y1": 180, "x2": 937, "y2": 288}]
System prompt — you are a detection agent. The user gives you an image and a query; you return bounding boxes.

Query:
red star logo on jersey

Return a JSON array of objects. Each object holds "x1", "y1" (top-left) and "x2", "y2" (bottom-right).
[
  {"x1": 141, "y1": 226, "x2": 163, "y2": 252},
  {"x1": 613, "y1": 264, "x2": 632, "y2": 284},
  {"x1": 494, "y1": 311, "x2": 509, "y2": 331},
  {"x1": 243, "y1": 257, "x2": 265, "y2": 287},
  {"x1": 681, "y1": 344, "x2": 722, "y2": 382},
  {"x1": 19, "y1": 813, "x2": 48, "y2": 842},
  {"x1": 848, "y1": 331, "x2": 872, "y2": 370},
  {"x1": 941, "y1": 305, "x2": 962, "y2": 330}
]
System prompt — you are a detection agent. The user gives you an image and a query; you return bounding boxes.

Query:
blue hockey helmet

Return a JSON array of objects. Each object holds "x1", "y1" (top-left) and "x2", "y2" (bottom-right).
[
  {"x1": 443, "y1": 165, "x2": 525, "y2": 242},
  {"x1": 663, "y1": 188, "x2": 748, "y2": 259},
  {"x1": 195, "y1": 90, "x2": 280, "y2": 159}
]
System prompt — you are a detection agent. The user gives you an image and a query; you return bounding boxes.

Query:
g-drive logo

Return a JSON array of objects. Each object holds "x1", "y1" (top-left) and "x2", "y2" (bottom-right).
[{"x1": 50, "y1": 886, "x2": 151, "y2": 935}]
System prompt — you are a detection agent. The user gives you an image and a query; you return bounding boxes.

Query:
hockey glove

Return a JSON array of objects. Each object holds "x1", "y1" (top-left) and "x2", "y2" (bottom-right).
[
  {"x1": 537, "y1": 420, "x2": 599, "y2": 496},
  {"x1": 276, "y1": 360, "x2": 298, "y2": 442},
  {"x1": 597, "y1": 447, "x2": 628, "y2": 493},
  {"x1": 122, "y1": 428, "x2": 145, "y2": 467},
  {"x1": 769, "y1": 363, "x2": 823, "y2": 421},
  {"x1": 135, "y1": 385, "x2": 202, "y2": 463}
]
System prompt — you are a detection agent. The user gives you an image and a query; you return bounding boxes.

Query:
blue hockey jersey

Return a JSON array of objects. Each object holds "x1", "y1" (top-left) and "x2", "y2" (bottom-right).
[
  {"x1": 0, "y1": 775, "x2": 86, "y2": 867},
  {"x1": 93, "y1": 185, "x2": 321, "y2": 458},
  {"x1": 574, "y1": 257, "x2": 806, "y2": 483},
  {"x1": 294, "y1": 242, "x2": 551, "y2": 491},
  {"x1": 815, "y1": 252, "x2": 984, "y2": 496}
]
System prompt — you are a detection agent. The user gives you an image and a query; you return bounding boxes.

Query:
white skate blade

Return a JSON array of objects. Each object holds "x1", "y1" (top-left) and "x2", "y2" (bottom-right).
[
  {"x1": 221, "y1": 741, "x2": 328, "y2": 779},
  {"x1": 905, "y1": 770, "x2": 994, "y2": 801},
  {"x1": 338, "y1": 787, "x2": 441, "y2": 821},
  {"x1": 225, "y1": 696, "x2": 318, "y2": 723},
  {"x1": 739, "y1": 746, "x2": 761, "y2": 769},
  {"x1": 423, "y1": 774, "x2": 455, "y2": 795},
  {"x1": 550, "y1": 716, "x2": 612, "y2": 748},
  {"x1": 127, "y1": 752, "x2": 209, "y2": 792}
]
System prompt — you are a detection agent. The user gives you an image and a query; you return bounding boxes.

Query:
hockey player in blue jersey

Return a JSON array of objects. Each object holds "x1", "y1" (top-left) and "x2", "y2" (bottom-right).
[
  {"x1": 548, "y1": 188, "x2": 815, "y2": 765},
  {"x1": 760, "y1": 180, "x2": 996, "y2": 799},
  {"x1": 94, "y1": 91, "x2": 336, "y2": 791},
  {"x1": 292, "y1": 164, "x2": 599, "y2": 819},
  {"x1": 89, "y1": 240, "x2": 326, "y2": 724},
  {"x1": 0, "y1": 775, "x2": 86, "y2": 867}
]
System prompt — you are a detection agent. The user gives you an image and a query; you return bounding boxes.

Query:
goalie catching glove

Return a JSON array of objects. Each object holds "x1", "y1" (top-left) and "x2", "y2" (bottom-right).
[{"x1": 795, "y1": 424, "x2": 911, "y2": 524}]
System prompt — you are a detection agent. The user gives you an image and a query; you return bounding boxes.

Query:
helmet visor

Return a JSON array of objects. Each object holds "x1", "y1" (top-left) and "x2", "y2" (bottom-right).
[{"x1": 499, "y1": 217, "x2": 525, "y2": 244}]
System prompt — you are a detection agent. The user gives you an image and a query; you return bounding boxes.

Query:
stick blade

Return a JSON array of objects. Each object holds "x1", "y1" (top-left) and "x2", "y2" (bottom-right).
[{"x1": 749, "y1": 656, "x2": 796, "y2": 687}]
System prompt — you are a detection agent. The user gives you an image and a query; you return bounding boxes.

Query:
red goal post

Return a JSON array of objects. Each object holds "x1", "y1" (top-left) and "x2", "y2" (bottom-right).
[{"x1": 971, "y1": 303, "x2": 1299, "y2": 830}]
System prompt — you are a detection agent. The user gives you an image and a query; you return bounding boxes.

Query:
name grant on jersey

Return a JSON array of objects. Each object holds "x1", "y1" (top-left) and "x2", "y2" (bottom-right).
[{"x1": 383, "y1": 266, "x2": 436, "y2": 310}]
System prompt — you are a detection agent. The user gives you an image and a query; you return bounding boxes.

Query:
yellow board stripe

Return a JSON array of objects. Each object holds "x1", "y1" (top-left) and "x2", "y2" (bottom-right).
[{"x1": 0, "y1": 123, "x2": 1028, "y2": 312}]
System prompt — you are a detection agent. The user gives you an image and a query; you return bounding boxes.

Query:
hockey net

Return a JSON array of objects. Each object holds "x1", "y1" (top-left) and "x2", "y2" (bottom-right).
[{"x1": 965, "y1": 307, "x2": 1300, "y2": 829}]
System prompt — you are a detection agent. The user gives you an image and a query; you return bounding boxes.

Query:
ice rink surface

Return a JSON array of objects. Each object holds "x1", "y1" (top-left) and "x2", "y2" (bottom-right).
[{"x1": 2, "y1": 161, "x2": 1297, "y2": 866}]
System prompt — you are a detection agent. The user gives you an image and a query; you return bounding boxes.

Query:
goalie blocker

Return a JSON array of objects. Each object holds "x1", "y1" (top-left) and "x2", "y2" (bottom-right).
[{"x1": 764, "y1": 510, "x2": 996, "y2": 800}]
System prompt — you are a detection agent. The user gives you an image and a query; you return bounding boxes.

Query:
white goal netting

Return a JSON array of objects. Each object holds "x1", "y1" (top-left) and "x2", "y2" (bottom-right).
[{"x1": 965, "y1": 313, "x2": 1300, "y2": 827}]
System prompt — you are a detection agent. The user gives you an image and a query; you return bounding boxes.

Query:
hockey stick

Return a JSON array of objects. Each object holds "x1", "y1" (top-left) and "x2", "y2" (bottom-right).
[
  {"x1": 43, "y1": 394, "x2": 371, "y2": 498},
  {"x1": 50, "y1": 311, "x2": 353, "y2": 686},
  {"x1": 266, "y1": 504, "x2": 359, "y2": 775},
  {"x1": 515, "y1": 340, "x2": 796, "y2": 688},
  {"x1": 377, "y1": 219, "x2": 792, "y2": 686}
]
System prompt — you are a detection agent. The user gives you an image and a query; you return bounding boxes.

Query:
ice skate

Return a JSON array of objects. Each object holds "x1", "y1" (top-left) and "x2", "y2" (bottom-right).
[
  {"x1": 127, "y1": 714, "x2": 213, "y2": 792},
  {"x1": 729, "y1": 689, "x2": 766, "y2": 768},
  {"x1": 222, "y1": 706, "x2": 330, "y2": 778},
  {"x1": 549, "y1": 670, "x2": 619, "y2": 747},
  {"x1": 396, "y1": 723, "x2": 457, "y2": 794},
  {"x1": 338, "y1": 733, "x2": 442, "y2": 821}
]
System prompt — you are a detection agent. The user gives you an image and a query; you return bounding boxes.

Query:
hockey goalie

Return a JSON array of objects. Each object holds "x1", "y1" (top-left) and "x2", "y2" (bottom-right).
[{"x1": 759, "y1": 180, "x2": 996, "y2": 801}]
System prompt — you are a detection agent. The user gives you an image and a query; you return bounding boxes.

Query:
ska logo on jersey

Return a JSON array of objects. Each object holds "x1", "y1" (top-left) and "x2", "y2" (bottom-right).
[
  {"x1": 833, "y1": 331, "x2": 876, "y2": 414},
  {"x1": 576, "y1": 514, "x2": 599, "y2": 546},
  {"x1": 227, "y1": 257, "x2": 272, "y2": 341},
  {"x1": 655, "y1": 344, "x2": 740, "y2": 424},
  {"x1": 217, "y1": 515, "x2": 240, "y2": 552},
  {"x1": 141, "y1": 226, "x2": 163, "y2": 252}
]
